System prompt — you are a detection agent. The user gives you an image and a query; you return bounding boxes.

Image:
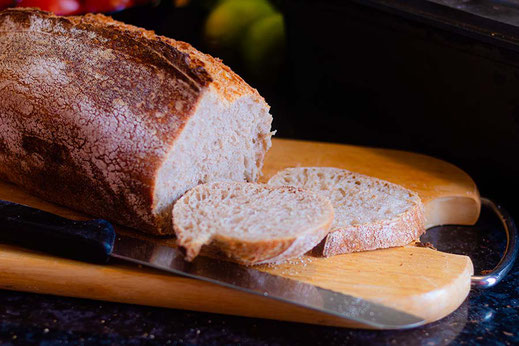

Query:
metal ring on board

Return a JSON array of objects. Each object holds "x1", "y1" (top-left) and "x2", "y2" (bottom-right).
[{"x1": 471, "y1": 198, "x2": 518, "y2": 289}]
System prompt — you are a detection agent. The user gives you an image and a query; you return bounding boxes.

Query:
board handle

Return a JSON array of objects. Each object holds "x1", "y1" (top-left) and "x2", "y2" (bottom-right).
[{"x1": 471, "y1": 198, "x2": 518, "y2": 289}]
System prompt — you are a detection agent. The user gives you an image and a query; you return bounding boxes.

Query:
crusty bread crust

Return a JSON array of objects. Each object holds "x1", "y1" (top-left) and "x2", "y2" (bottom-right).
[
  {"x1": 0, "y1": 9, "x2": 270, "y2": 235},
  {"x1": 211, "y1": 215, "x2": 333, "y2": 265},
  {"x1": 319, "y1": 201, "x2": 425, "y2": 256}
]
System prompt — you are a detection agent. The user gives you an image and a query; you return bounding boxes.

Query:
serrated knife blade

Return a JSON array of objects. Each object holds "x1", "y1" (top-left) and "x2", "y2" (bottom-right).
[{"x1": 111, "y1": 234, "x2": 425, "y2": 329}]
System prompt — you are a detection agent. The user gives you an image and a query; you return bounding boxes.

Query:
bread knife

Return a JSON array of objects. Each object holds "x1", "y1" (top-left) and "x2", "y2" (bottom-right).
[{"x1": 0, "y1": 199, "x2": 425, "y2": 329}]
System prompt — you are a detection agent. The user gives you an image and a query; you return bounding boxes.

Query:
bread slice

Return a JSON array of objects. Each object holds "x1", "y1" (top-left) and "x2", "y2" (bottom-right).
[
  {"x1": 173, "y1": 182, "x2": 334, "y2": 265},
  {"x1": 0, "y1": 9, "x2": 273, "y2": 235},
  {"x1": 268, "y1": 167, "x2": 425, "y2": 256}
]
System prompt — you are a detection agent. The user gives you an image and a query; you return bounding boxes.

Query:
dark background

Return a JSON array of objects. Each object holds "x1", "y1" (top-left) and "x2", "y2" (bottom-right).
[
  {"x1": 281, "y1": 0, "x2": 519, "y2": 217},
  {"x1": 114, "y1": 0, "x2": 519, "y2": 218}
]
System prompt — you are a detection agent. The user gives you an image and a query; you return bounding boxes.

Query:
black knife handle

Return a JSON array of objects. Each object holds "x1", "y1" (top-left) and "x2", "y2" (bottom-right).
[{"x1": 0, "y1": 200, "x2": 115, "y2": 263}]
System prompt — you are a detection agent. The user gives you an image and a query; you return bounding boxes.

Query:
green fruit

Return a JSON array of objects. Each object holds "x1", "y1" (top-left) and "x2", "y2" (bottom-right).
[
  {"x1": 241, "y1": 12, "x2": 285, "y2": 77},
  {"x1": 204, "y1": 0, "x2": 275, "y2": 48}
]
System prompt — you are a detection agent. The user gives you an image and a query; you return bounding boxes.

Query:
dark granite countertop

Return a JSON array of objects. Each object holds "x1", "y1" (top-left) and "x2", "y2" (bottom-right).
[{"x1": 0, "y1": 202, "x2": 518, "y2": 345}]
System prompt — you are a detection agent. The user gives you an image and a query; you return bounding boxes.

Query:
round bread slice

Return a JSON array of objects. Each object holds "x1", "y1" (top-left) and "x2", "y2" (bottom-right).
[
  {"x1": 268, "y1": 167, "x2": 425, "y2": 256},
  {"x1": 173, "y1": 182, "x2": 334, "y2": 265}
]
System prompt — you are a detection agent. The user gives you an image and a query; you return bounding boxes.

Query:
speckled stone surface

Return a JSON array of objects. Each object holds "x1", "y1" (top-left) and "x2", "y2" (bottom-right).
[{"x1": 0, "y1": 202, "x2": 517, "y2": 345}]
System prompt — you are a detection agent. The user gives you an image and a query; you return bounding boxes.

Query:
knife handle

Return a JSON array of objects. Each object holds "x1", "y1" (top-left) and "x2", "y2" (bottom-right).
[{"x1": 0, "y1": 200, "x2": 115, "y2": 263}]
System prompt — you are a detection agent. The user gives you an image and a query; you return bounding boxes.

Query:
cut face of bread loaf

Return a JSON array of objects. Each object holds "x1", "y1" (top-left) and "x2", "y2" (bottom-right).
[
  {"x1": 0, "y1": 9, "x2": 273, "y2": 235},
  {"x1": 173, "y1": 182, "x2": 334, "y2": 265},
  {"x1": 268, "y1": 167, "x2": 425, "y2": 256}
]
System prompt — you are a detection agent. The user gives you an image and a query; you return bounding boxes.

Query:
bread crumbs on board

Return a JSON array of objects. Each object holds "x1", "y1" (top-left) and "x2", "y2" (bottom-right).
[{"x1": 262, "y1": 256, "x2": 313, "y2": 276}]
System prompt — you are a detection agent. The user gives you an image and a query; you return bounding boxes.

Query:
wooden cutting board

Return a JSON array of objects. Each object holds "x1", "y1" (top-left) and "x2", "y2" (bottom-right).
[{"x1": 0, "y1": 138, "x2": 480, "y2": 329}]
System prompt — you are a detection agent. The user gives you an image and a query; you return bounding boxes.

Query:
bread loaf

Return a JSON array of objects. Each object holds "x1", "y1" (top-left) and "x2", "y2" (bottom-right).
[
  {"x1": 0, "y1": 9, "x2": 273, "y2": 235},
  {"x1": 268, "y1": 167, "x2": 425, "y2": 256},
  {"x1": 173, "y1": 182, "x2": 334, "y2": 265}
]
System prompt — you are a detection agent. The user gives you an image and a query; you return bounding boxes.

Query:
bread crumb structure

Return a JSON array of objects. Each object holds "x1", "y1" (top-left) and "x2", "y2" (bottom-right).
[
  {"x1": 173, "y1": 182, "x2": 334, "y2": 265},
  {"x1": 268, "y1": 167, "x2": 426, "y2": 256}
]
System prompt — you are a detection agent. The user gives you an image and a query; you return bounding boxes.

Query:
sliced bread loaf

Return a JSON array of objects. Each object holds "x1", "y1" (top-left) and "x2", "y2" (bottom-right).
[
  {"x1": 0, "y1": 9, "x2": 273, "y2": 235},
  {"x1": 173, "y1": 182, "x2": 334, "y2": 265},
  {"x1": 268, "y1": 167, "x2": 425, "y2": 256}
]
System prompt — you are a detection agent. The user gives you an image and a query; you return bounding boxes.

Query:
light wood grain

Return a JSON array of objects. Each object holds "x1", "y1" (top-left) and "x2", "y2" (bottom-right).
[{"x1": 0, "y1": 139, "x2": 479, "y2": 329}]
